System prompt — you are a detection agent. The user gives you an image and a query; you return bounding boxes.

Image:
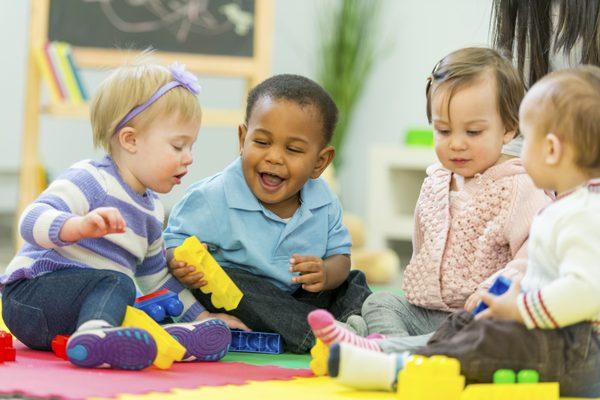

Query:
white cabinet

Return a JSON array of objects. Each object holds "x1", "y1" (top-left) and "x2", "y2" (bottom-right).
[{"x1": 367, "y1": 145, "x2": 438, "y2": 250}]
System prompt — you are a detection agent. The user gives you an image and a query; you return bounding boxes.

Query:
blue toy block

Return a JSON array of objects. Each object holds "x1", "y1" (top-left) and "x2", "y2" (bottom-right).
[
  {"x1": 228, "y1": 330, "x2": 283, "y2": 354},
  {"x1": 472, "y1": 276, "x2": 512, "y2": 316},
  {"x1": 135, "y1": 289, "x2": 184, "y2": 323}
]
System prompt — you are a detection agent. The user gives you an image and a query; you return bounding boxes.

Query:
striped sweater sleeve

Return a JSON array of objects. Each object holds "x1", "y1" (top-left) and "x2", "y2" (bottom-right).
[
  {"x1": 517, "y1": 209, "x2": 600, "y2": 329},
  {"x1": 135, "y1": 236, "x2": 206, "y2": 322},
  {"x1": 19, "y1": 163, "x2": 106, "y2": 248}
]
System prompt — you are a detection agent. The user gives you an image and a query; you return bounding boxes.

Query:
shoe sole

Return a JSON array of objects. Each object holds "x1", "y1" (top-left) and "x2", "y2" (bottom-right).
[
  {"x1": 165, "y1": 319, "x2": 231, "y2": 361},
  {"x1": 67, "y1": 328, "x2": 156, "y2": 370}
]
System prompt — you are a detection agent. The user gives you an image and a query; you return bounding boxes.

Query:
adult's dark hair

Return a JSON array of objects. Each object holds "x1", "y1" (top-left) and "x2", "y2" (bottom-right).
[
  {"x1": 492, "y1": 0, "x2": 600, "y2": 86},
  {"x1": 245, "y1": 74, "x2": 339, "y2": 145}
]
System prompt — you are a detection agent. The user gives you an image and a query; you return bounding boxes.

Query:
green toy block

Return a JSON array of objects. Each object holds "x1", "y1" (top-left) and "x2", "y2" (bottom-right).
[
  {"x1": 517, "y1": 369, "x2": 539, "y2": 384},
  {"x1": 493, "y1": 369, "x2": 516, "y2": 384}
]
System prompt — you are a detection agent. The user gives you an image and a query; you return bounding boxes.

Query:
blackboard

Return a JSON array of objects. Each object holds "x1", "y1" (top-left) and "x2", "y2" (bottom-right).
[{"x1": 48, "y1": 0, "x2": 255, "y2": 57}]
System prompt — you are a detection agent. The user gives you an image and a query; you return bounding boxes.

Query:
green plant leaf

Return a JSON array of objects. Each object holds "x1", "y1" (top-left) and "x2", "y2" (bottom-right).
[{"x1": 316, "y1": 0, "x2": 386, "y2": 169}]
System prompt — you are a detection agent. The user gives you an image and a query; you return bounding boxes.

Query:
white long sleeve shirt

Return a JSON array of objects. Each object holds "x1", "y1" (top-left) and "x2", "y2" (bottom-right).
[{"x1": 518, "y1": 179, "x2": 600, "y2": 332}]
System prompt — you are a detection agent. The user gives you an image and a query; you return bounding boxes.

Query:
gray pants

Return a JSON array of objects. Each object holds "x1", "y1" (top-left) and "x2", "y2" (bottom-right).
[{"x1": 361, "y1": 292, "x2": 450, "y2": 353}]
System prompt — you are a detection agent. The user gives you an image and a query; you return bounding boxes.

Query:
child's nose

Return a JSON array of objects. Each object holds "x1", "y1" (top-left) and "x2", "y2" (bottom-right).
[
  {"x1": 182, "y1": 150, "x2": 193, "y2": 165},
  {"x1": 449, "y1": 135, "x2": 467, "y2": 150},
  {"x1": 265, "y1": 147, "x2": 284, "y2": 164}
]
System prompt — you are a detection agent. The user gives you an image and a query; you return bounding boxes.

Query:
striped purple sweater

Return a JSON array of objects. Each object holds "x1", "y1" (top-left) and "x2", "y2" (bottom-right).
[{"x1": 1, "y1": 156, "x2": 204, "y2": 322}]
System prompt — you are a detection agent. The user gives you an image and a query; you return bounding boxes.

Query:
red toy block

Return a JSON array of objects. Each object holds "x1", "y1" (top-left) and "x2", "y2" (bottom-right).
[
  {"x1": 0, "y1": 331, "x2": 12, "y2": 347},
  {"x1": 51, "y1": 335, "x2": 70, "y2": 360},
  {"x1": 136, "y1": 288, "x2": 170, "y2": 303},
  {"x1": 0, "y1": 331, "x2": 15, "y2": 362},
  {"x1": 0, "y1": 346, "x2": 16, "y2": 362}
]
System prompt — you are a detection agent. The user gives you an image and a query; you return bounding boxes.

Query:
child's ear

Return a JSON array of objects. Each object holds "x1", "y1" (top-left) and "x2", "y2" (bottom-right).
[
  {"x1": 503, "y1": 128, "x2": 517, "y2": 144},
  {"x1": 117, "y1": 127, "x2": 138, "y2": 153},
  {"x1": 311, "y1": 145, "x2": 335, "y2": 179},
  {"x1": 544, "y1": 133, "x2": 562, "y2": 165},
  {"x1": 238, "y1": 124, "x2": 247, "y2": 155}
]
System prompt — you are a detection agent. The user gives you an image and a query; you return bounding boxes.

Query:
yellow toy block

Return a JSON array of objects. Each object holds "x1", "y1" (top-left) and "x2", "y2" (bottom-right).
[
  {"x1": 174, "y1": 236, "x2": 243, "y2": 311},
  {"x1": 460, "y1": 382, "x2": 559, "y2": 400},
  {"x1": 122, "y1": 306, "x2": 185, "y2": 369},
  {"x1": 309, "y1": 339, "x2": 330, "y2": 376},
  {"x1": 397, "y1": 355, "x2": 465, "y2": 400}
]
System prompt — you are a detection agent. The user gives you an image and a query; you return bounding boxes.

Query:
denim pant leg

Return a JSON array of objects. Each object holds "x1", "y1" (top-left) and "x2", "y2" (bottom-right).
[
  {"x1": 327, "y1": 270, "x2": 372, "y2": 322},
  {"x1": 416, "y1": 311, "x2": 600, "y2": 398},
  {"x1": 2, "y1": 268, "x2": 136, "y2": 350},
  {"x1": 293, "y1": 270, "x2": 372, "y2": 323},
  {"x1": 76, "y1": 269, "x2": 136, "y2": 327},
  {"x1": 192, "y1": 267, "x2": 321, "y2": 353}
]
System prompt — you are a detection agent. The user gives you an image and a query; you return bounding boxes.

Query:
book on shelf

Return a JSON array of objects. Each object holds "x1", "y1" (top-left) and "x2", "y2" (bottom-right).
[
  {"x1": 32, "y1": 46, "x2": 61, "y2": 103},
  {"x1": 43, "y1": 43, "x2": 65, "y2": 101},
  {"x1": 65, "y1": 45, "x2": 88, "y2": 101},
  {"x1": 34, "y1": 41, "x2": 87, "y2": 106}
]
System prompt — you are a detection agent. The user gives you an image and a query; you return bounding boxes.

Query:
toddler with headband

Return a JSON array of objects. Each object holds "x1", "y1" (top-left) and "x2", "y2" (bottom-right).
[{"x1": 0, "y1": 61, "x2": 233, "y2": 370}]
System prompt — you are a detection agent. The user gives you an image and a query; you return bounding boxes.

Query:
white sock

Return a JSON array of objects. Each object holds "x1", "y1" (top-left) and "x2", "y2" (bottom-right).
[
  {"x1": 331, "y1": 343, "x2": 408, "y2": 391},
  {"x1": 77, "y1": 319, "x2": 113, "y2": 332}
]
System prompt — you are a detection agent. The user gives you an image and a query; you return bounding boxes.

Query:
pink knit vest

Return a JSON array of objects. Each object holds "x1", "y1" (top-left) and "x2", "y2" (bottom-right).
[{"x1": 403, "y1": 160, "x2": 544, "y2": 311}]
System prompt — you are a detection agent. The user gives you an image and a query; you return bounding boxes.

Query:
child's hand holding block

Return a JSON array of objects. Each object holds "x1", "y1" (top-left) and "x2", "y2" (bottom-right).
[
  {"x1": 472, "y1": 276, "x2": 512, "y2": 316},
  {"x1": 174, "y1": 236, "x2": 243, "y2": 311}
]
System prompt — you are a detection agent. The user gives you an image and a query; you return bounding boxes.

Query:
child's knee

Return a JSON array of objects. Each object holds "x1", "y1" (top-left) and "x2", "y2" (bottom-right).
[
  {"x1": 363, "y1": 292, "x2": 407, "y2": 313},
  {"x1": 98, "y1": 270, "x2": 136, "y2": 302}
]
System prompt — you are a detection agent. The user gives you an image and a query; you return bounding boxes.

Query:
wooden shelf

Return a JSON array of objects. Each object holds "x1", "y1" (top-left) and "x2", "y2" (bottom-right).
[
  {"x1": 41, "y1": 103, "x2": 88, "y2": 118},
  {"x1": 367, "y1": 145, "x2": 438, "y2": 248},
  {"x1": 381, "y1": 214, "x2": 415, "y2": 241},
  {"x1": 41, "y1": 103, "x2": 244, "y2": 126}
]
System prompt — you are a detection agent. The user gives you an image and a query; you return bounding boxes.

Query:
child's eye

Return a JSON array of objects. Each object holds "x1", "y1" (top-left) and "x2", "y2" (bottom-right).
[
  {"x1": 436, "y1": 129, "x2": 450, "y2": 135},
  {"x1": 253, "y1": 140, "x2": 268, "y2": 146},
  {"x1": 466, "y1": 130, "x2": 482, "y2": 136},
  {"x1": 287, "y1": 147, "x2": 304, "y2": 153},
  {"x1": 172, "y1": 145, "x2": 183, "y2": 151}
]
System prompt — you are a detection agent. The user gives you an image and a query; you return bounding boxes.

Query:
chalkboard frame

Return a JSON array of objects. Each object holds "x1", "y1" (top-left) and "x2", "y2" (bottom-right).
[{"x1": 40, "y1": 0, "x2": 273, "y2": 85}]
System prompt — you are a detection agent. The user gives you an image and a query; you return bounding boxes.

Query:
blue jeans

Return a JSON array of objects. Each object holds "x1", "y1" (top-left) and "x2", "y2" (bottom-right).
[
  {"x1": 1, "y1": 268, "x2": 136, "y2": 350},
  {"x1": 192, "y1": 268, "x2": 372, "y2": 353}
]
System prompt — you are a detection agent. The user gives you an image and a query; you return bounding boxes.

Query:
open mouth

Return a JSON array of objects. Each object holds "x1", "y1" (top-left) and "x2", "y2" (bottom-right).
[
  {"x1": 173, "y1": 171, "x2": 187, "y2": 183},
  {"x1": 259, "y1": 172, "x2": 285, "y2": 190}
]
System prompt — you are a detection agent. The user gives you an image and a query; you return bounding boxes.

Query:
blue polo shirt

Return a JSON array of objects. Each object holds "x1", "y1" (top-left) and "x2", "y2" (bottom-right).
[{"x1": 164, "y1": 158, "x2": 352, "y2": 293}]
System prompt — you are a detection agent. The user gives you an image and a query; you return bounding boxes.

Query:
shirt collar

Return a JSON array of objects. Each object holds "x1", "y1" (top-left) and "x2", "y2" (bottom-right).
[
  {"x1": 223, "y1": 157, "x2": 334, "y2": 212},
  {"x1": 586, "y1": 178, "x2": 600, "y2": 194},
  {"x1": 555, "y1": 177, "x2": 600, "y2": 200}
]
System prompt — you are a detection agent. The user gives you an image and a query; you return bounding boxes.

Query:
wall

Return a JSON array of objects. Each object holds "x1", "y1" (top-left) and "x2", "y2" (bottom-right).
[{"x1": 0, "y1": 0, "x2": 493, "y2": 221}]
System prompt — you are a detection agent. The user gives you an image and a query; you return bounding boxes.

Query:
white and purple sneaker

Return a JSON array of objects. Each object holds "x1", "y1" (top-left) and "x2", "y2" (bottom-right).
[
  {"x1": 164, "y1": 318, "x2": 231, "y2": 361},
  {"x1": 66, "y1": 327, "x2": 157, "y2": 370}
]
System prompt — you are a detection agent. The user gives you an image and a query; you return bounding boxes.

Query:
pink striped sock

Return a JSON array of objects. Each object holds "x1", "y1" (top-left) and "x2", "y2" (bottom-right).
[{"x1": 308, "y1": 309, "x2": 382, "y2": 352}]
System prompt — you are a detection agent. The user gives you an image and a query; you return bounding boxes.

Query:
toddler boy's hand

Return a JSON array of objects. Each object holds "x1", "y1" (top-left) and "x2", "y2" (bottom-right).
[
  {"x1": 290, "y1": 254, "x2": 327, "y2": 292},
  {"x1": 60, "y1": 207, "x2": 126, "y2": 242},
  {"x1": 197, "y1": 310, "x2": 251, "y2": 331},
  {"x1": 168, "y1": 258, "x2": 207, "y2": 289}
]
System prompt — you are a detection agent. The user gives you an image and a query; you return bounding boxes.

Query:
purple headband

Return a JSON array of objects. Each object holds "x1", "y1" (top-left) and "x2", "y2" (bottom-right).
[{"x1": 114, "y1": 62, "x2": 201, "y2": 133}]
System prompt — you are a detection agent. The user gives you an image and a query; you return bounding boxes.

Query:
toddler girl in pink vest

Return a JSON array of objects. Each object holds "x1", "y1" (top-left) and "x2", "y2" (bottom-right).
[{"x1": 307, "y1": 47, "x2": 551, "y2": 354}]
